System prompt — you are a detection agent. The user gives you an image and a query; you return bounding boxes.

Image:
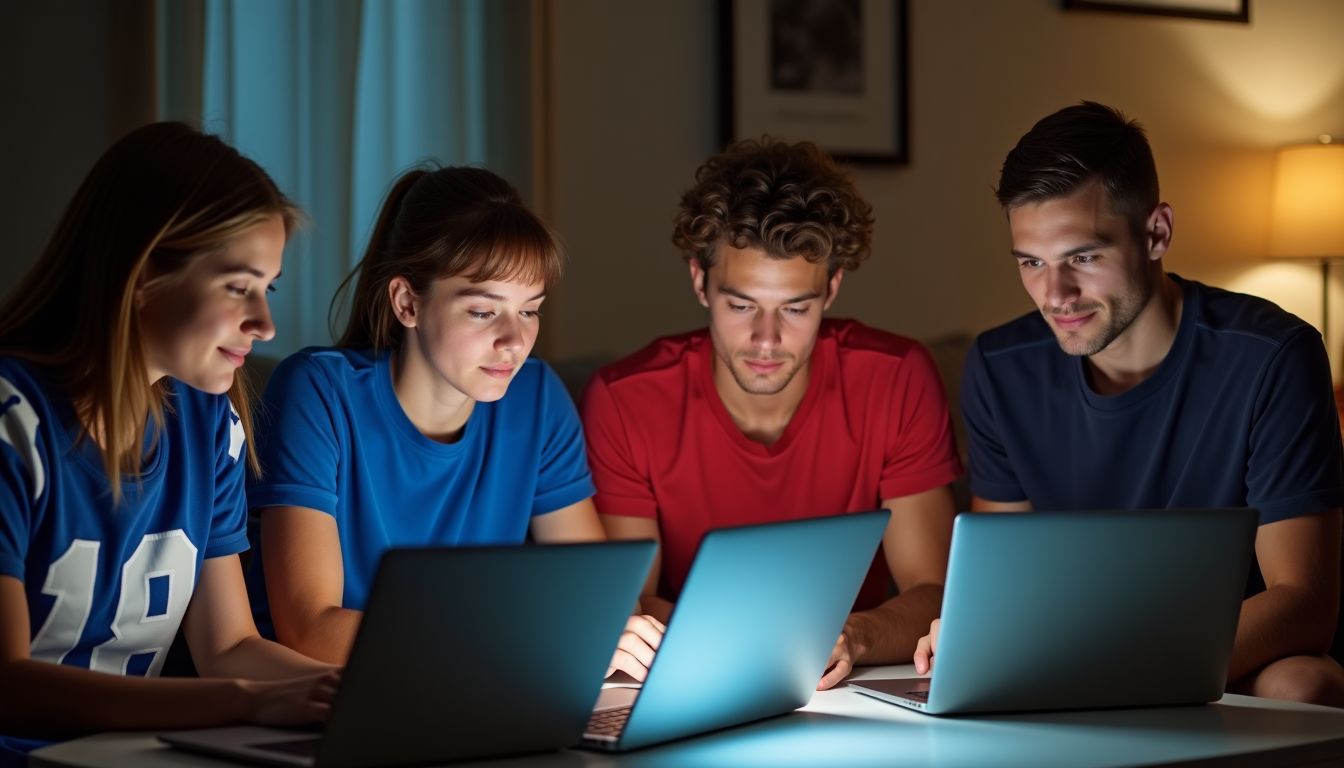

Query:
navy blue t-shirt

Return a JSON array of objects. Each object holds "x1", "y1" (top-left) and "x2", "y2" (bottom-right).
[{"x1": 963, "y1": 275, "x2": 1344, "y2": 523}]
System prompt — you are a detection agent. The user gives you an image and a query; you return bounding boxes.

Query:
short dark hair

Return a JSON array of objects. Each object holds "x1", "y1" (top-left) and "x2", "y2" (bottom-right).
[
  {"x1": 996, "y1": 101, "x2": 1159, "y2": 236},
  {"x1": 672, "y1": 138, "x2": 874, "y2": 276}
]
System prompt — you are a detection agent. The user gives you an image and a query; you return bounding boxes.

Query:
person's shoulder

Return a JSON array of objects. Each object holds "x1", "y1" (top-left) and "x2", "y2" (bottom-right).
[
  {"x1": 972, "y1": 310, "x2": 1056, "y2": 360},
  {"x1": 0, "y1": 356, "x2": 55, "y2": 450},
  {"x1": 824, "y1": 318, "x2": 938, "y2": 374},
  {"x1": 504, "y1": 357, "x2": 560, "y2": 398},
  {"x1": 0, "y1": 355, "x2": 31, "y2": 377},
  {"x1": 0, "y1": 355, "x2": 48, "y2": 404},
  {"x1": 592, "y1": 329, "x2": 707, "y2": 389},
  {"x1": 825, "y1": 318, "x2": 921, "y2": 355},
  {"x1": 161, "y1": 381, "x2": 244, "y2": 457},
  {"x1": 281, "y1": 345, "x2": 376, "y2": 373},
  {"x1": 500, "y1": 359, "x2": 591, "y2": 429},
  {"x1": 1189, "y1": 278, "x2": 1316, "y2": 348},
  {"x1": 270, "y1": 346, "x2": 378, "y2": 387}
]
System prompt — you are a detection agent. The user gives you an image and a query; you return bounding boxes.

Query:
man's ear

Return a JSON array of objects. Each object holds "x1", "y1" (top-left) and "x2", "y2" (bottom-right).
[
  {"x1": 822, "y1": 269, "x2": 844, "y2": 311},
  {"x1": 1146, "y1": 203, "x2": 1174, "y2": 262},
  {"x1": 689, "y1": 259, "x2": 710, "y2": 308},
  {"x1": 389, "y1": 276, "x2": 420, "y2": 328}
]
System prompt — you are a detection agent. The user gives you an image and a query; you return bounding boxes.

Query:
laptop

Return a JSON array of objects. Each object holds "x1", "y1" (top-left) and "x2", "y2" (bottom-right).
[
  {"x1": 851, "y1": 508, "x2": 1257, "y2": 716},
  {"x1": 160, "y1": 540, "x2": 655, "y2": 767},
  {"x1": 581, "y1": 510, "x2": 889, "y2": 751}
]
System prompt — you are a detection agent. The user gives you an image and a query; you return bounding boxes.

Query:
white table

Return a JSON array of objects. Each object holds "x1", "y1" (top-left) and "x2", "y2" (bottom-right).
[{"x1": 30, "y1": 665, "x2": 1344, "y2": 767}]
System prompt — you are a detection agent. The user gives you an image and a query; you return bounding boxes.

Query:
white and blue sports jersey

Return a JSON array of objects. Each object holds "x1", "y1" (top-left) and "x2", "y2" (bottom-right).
[
  {"x1": 0, "y1": 356, "x2": 250, "y2": 762},
  {"x1": 245, "y1": 347, "x2": 596, "y2": 633}
]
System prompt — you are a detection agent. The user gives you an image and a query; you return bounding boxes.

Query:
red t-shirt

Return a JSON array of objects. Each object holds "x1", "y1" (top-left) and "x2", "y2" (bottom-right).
[{"x1": 580, "y1": 318, "x2": 963, "y2": 610}]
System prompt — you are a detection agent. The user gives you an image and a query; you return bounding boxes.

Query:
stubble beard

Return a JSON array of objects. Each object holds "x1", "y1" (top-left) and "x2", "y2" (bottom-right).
[{"x1": 1050, "y1": 281, "x2": 1151, "y2": 357}]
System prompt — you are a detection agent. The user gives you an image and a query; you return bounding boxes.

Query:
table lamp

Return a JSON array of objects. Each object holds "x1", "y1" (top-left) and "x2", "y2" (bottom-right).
[{"x1": 1268, "y1": 135, "x2": 1344, "y2": 352}]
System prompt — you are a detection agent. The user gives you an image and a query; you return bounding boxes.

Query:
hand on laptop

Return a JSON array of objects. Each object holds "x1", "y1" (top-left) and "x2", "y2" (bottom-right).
[
  {"x1": 607, "y1": 614, "x2": 665, "y2": 681},
  {"x1": 242, "y1": 669, "x2": 342, "y2": 726},
  {"x1": 914, "y1": 619, "x2": 940, "y2": 675},
  {"x1": 817, "y1": 631, "x2": 861, "y2": 690}
]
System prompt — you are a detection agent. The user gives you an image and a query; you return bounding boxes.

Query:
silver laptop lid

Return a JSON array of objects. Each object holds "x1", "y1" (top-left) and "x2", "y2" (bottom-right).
[
  {"x1": 926, "y1": 508, "x2": 1256, "y2": 714},
  {"x1": 162, "y1": 541, "x2": 655, "y2": 767},
  {"x1": 609, "y1": 510, "x2": 889, "y2": 750},
  {"x1": 317, "y1": 540, "x2": 655, "y2": 766}
]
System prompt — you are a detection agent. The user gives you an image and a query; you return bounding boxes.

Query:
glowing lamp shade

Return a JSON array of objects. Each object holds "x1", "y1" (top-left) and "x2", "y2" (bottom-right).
[{"x1": 1269, "y1": 141, "x2": 1344, "y2": 258}]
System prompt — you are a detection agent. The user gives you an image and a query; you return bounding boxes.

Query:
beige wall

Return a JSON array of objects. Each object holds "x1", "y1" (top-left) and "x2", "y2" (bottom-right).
[
  {"x1": 544, "y1": 0, "x2": 1344, "y2": 375},
  {"x1": 0, "y1": 1, "x2": 155, "y2": 301}
]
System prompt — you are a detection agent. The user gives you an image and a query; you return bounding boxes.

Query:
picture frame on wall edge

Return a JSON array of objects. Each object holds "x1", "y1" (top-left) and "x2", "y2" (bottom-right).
[
  {"x1": 720, "y1": 0, "x2": 909, "y2": 165},
  {"x1": 1061, "y1": 0, "x2": 1249, "y2": 24}
]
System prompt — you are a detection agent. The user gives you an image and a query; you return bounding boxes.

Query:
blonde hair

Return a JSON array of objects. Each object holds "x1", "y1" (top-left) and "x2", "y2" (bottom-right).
[
  {"x1": 333, "y1": 166, "x2": 562, "y2": 351},
  {"x1": 0, "y1": 122, "x2": 301, "y2": 498}
]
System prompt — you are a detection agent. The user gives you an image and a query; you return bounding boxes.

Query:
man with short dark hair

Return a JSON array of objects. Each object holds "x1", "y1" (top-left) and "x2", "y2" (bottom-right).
[
  {"x1": 583, "y1": 139, "x2": 962, "y2": 690},
  {"x1": 916, "y1": 102, "x2": 1344, "y2": 705}
]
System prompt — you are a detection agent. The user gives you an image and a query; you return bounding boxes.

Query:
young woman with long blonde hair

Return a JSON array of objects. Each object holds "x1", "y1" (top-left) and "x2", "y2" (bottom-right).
[{"x1": 0, "y1": 122, "x2": 336, "y2": 765}]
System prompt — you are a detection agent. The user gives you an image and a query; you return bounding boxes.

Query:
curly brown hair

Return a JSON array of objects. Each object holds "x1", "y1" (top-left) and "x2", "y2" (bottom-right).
[{"x1": 672, "y1": 138, "x2": 874, "y2": 276}]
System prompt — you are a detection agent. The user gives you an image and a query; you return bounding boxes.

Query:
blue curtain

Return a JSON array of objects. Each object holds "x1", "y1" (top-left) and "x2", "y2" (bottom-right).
[{"x1": 161, "y1": 0, "x2": 535, "y2": 356}]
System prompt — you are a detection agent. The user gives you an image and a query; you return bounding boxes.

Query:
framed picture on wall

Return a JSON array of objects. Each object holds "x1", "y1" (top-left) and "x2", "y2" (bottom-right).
[
  {"x1": 1062, "y1": 0, "x2": 1249, "y2": 23},
  {"x1": 721, "y1": 0, "x2": 908, "y2": 164}
]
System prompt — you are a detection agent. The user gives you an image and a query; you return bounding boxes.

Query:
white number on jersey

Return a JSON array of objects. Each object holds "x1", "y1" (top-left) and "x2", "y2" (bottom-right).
[
  {"x1": 28, "y1": 531, "x2": 198, "y2": 676},
  {"x1": 28, "y1": 540, "x2": 99, "y2": 664}
]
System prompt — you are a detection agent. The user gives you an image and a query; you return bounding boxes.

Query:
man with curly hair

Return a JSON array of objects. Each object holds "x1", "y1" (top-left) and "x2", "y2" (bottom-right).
[
  {"x1": 914, "y1": 102, "x2": 1344, "y2": 706},
  {"x1": 581, "y1": 139, "x2": 962, "y2": 690}
]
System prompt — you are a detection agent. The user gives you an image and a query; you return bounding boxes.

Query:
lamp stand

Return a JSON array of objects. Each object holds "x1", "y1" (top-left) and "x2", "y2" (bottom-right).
[{"x1": 1324, "y1": 258, "x2": 1331, "y2": 355}]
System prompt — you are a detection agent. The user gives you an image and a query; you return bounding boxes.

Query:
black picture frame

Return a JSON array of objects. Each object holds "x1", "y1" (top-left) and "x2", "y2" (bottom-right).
[
  {"x1": 1062, "y1": 0, "x2": 1249, "y2": 24},
  {"x1": 720, "y1": 0, "x2": 909, "y2": 165}
]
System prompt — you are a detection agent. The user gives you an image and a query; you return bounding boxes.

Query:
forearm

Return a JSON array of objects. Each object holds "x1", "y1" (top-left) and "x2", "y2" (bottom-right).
[
  {"x1": 201, "y1": 635, "x2": 338, "y2": 680},
  {"x1": 273, "y1": 605, "x2": 364, "y2": 666},
  {"x1": 0, "y1": 659, "x2": 250, "y2": 739},
  {"x1": 1229, "y1": 584, "x2": 1335, "y2": 682},
  {"x1": 844, "y1": 583, "x2": 943, "y2": 665}
]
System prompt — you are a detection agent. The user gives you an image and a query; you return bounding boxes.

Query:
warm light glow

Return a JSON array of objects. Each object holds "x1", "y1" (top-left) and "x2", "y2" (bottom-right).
[
  {"x1": 1269, "y1": 142, "x2": 1344, "y2": 258},
  {"x1": 1214, "y1": 261, "x2": 1325, "y2": 328},
  {"x1": 1179, "y1": 27, "x2": 1344, "y2": 127}
]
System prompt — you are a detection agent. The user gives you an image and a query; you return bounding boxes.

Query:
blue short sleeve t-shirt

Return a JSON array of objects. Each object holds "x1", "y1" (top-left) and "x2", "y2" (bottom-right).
[
  {"x1": 963, "y1": 275, "x2": 1344, "y2": 524},
  {"x1": 0, "y1": 357, "x2": 250, "y2": 763},
  {"x1": 246, "y1": 348, "x2": 595, "y2": 627}
]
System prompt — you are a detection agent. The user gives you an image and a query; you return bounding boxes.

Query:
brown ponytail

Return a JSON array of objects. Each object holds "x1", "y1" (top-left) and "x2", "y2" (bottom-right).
[{"x1": 330, "y1": 170, "x2": 428, "y2": 349}]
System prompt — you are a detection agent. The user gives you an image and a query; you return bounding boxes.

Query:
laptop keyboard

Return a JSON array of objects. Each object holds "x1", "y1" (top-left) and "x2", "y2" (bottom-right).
[
  {"x1": 252, "y1": 737, "x2": 321, "y2": 757},
  {"x1": 585, "y1": 705, "x2": 632, "y2": 740}
]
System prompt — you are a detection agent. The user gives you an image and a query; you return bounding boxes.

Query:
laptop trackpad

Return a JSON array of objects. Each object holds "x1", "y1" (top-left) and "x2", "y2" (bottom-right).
[{"x1": 594, "y1": 686, "x2": 640, "y2": 712}]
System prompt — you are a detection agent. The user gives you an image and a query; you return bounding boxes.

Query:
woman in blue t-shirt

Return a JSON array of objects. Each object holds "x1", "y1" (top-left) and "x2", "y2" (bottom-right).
[
  {"x1": 0, "y1": 123, "x2": 337, "y2": 765},
  {"x1": 248, "y1": 167, "x2": 660, "y2": 672}
]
